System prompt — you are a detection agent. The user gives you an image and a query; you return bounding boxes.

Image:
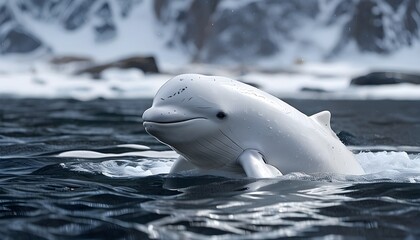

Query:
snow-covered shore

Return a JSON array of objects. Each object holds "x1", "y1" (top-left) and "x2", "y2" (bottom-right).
[{"x1": 0, "y1": 58, "x2": 419, "y2": 100}]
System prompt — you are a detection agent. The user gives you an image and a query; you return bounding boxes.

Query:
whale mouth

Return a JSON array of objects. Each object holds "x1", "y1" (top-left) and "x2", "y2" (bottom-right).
[{"x1": 143, "y1": 117, "x2": 207, "y2": 125}]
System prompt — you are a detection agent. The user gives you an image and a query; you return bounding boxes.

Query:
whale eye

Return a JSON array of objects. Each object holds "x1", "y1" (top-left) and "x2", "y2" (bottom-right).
[{"x1": 216, "y1": 111, "x2": 227, "y2": 119}]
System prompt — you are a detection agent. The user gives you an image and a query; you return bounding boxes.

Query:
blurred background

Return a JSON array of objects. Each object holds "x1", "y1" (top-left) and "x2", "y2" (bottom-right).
[{"x1": 0, "y1": 0, "x2": 419, "y2": 99}]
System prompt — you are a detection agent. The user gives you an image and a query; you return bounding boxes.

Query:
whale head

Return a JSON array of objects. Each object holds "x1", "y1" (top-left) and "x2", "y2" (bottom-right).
[{"x1": 142, "y1": 74, "x2": 244, "y2": 169}]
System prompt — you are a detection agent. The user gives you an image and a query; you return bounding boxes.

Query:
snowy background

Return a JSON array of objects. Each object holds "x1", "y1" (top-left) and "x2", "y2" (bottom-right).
[{"x1": 0, "y1": 0, "x2": 419, "y2": 100}]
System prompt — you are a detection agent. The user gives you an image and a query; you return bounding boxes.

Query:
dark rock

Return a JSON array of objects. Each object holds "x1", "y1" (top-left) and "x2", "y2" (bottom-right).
[
  {"x1": 49, "y1": 56, "x2": 93, "y2": 65},
  {"x1": 64, "y1": 1, "x2": 97, "y2": 30},
  {"x1": 96, "y1": 2, "x2": 112, "y2": 19},
  {"x1": 0, "y1": 3, "x2": 46, "y2": 54},
  {"x1": 0, "y1": 5, "x2": 13, "y2": 26},
  {"x1": 300, "y1": 87, "x2": 329, "y2": 93},
  {"x1": 0, "y1": 28, "x2": 43, "y2": 54},
  {"x1": 94, "y1": 2, "x2": 117, "y2": 42},
  {"x1": 76, "y1": 56, "x2": 159, "y2": 78},
  {"x1": 330, "y1": 0, "x2": 420, "y2": 56},
  {"x1": 350, "y1": 72, "x2": 420, "y2": 85},
  {"x1": 95, "y1": 23, "x2": 116, "y2": 42}
]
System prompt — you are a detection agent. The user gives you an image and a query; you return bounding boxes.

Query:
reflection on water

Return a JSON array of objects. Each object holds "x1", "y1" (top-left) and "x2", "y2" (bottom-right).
[
  {"x1": 141, "y1": 177, "x2": 420, "y2": 239},
  {"x1": 1, "y1": 172, "x2": 419, "y2": 239},
  {"x1": 141, "y1": 179, "x2": 352, "y2": 239}
]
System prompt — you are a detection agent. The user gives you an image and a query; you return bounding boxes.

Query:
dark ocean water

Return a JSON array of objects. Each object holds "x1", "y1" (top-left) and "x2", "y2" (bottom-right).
[{"x1": 1, "y1": 98, "x2": 420, "y2": 239}]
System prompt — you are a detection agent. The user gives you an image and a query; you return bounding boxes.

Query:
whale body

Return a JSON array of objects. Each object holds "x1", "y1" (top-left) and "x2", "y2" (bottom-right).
[{"x1": 142, "y1": 74, "x2": 365, "y2": 178}]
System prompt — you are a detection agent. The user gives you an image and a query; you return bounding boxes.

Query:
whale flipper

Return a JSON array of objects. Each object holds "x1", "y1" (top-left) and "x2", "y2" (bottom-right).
[
  {"x1": 237, "y1": 149, "x2": 282, "y2": 178},
  {"x1": 170, "y1": 156, "x2": 196, "y2": 174}
]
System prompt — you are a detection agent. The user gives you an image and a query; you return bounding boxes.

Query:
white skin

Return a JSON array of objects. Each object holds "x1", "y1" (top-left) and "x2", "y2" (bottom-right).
[{"x1": 142, "y1": 74, "x2": 365, "y2": 178}]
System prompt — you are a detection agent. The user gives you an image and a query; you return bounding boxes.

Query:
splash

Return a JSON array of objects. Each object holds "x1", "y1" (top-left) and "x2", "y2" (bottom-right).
[
  {"x1": 61, "y1": 159, "x2": 174, "y2": 178},
  {"x1": 58, "y1": 147, "x2": 420, "y2": 182}
]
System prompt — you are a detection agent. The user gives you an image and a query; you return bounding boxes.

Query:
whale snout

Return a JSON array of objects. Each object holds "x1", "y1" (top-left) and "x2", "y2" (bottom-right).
[
  {"x1": 142, "y1": 107, "x2": 199, "y2": 124},
  {"x1": 142, "y1": 108, "x2": 156, "y2": 123},
  {"x1": 142, "y1": 105, "x2": 214, "y2": 144},
  {"x1": 143, "y1": 107, "x2": 177, "y2": 123}
]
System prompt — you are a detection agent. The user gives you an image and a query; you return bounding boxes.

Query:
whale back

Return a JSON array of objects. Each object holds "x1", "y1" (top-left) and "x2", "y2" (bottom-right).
[{"x1": 198, "y1": 76, "x2": 363, "y2": 175}]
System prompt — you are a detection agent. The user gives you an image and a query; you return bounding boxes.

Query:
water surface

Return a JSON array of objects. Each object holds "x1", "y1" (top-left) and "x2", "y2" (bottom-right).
[{"x1": 1, "y1": 99, "x2": 420, "y2": 239}]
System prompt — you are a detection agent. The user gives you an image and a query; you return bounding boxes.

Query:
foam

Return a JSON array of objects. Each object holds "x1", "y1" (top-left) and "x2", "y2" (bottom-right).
[
  {"x1": 58, "y1": 148, "x2": 420, "y2": 182},
  {"x1": 60, "y1": 158, "x2": 174, "y2": 178},
  {"x1": 352, "y1": 151, "x2": 420, "y2": 183},
  {"x1": 356, "y1": 151, "x2": 420, "y2": 173}
]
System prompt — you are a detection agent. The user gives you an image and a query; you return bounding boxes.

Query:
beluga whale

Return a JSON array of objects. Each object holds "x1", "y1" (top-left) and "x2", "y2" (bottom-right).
[{"x1": 142, "y1": 74, "x2": 365, "y2": 178}]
